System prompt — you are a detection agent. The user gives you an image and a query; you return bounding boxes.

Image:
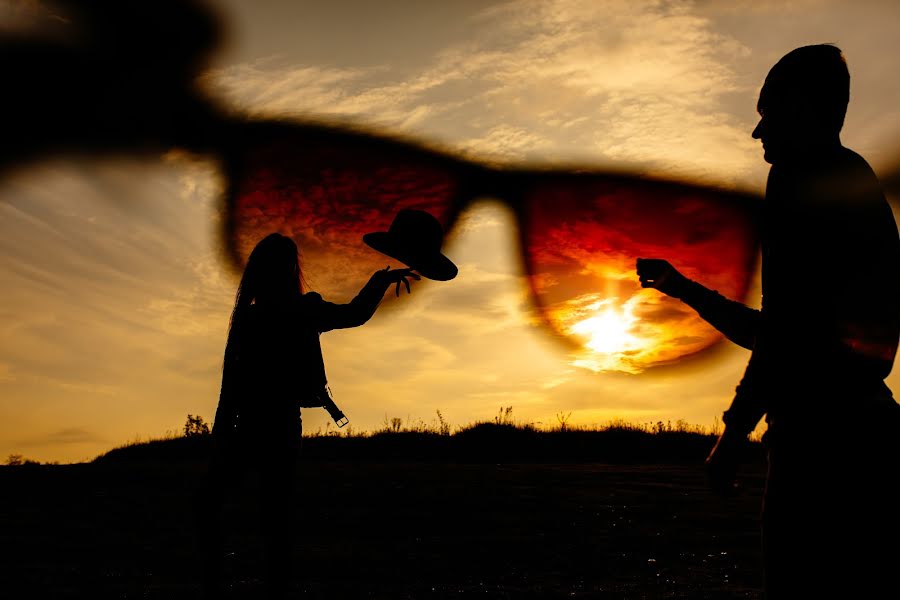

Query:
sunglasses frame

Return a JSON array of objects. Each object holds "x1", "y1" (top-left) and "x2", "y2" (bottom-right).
[{"x1": 218, "y1": 117, "x2": 763, "y2": 358}]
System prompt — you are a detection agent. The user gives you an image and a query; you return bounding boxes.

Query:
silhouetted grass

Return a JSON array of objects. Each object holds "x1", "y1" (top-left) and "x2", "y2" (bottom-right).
[{"x1": 92, "y1": 410, "x2": 764, "y2": 466}]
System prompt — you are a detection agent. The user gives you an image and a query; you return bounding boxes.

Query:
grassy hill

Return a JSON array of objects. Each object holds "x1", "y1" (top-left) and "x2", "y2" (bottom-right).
[
  {"x1": 91, "y1": 419, "x2": 764, "y2": 466},
  {"x1": 3, "y1": 418, "x2": 767, "y2": 599}
]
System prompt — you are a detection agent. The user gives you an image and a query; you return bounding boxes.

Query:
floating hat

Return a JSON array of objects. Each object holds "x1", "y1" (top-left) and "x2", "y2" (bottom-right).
[{"x1": 363, "y1": 209, "x2": 458, "y2": 281}]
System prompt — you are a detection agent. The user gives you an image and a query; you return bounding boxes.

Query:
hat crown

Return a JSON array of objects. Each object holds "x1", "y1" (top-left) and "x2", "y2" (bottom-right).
[{"x1": 387, "y1": 209, "x2": 444, "y2": 251}]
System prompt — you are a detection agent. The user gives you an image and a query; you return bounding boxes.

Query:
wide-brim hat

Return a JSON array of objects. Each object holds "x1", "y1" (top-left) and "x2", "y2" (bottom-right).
[{"x1": 363, "y1": 209, "x2": 458, "y2": 281}]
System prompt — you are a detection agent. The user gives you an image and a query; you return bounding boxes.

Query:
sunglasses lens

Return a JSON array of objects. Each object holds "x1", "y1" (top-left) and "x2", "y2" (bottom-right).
[
  {"x1": 225, "y1": 124, "x2": 462, "y2": 299},
  {"x1": 522, "y1": 177, "x2": 759, "y2": 372}
]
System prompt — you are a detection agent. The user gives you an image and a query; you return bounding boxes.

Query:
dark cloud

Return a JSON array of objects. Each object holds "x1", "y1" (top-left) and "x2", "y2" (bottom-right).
[
  {"x1": 19, "y1": 427, "x2": 105, "y2": 447},
  {"x1": 631, "y1": 301, "x2": 693, "y2": 323},
  {"x1": 670, "y1": 335, "x2": 708, "y2": 347}
]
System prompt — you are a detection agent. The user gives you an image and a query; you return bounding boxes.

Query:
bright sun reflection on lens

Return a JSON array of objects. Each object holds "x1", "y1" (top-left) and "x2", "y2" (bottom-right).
[
  {"x1": 541, "y1": 264, "x2": 731, "y2": 373},
  {"x1": 553, "y1": 295, "x2": 658, "y2": 374},
  {"x1": 570, "y1": 303, "x2": 639, "y2": 354}
]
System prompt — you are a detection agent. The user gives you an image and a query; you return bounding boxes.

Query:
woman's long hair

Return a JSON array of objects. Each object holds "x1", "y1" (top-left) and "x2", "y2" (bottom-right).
[{"x1": 224, "y1": 233, "x2": 305, "y2": 362}]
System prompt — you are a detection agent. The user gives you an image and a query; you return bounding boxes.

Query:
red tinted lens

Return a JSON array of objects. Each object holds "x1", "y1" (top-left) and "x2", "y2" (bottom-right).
[
  {"x1": 224, "y1": 122, "x2": 464, "y2": 300},
  {"x1": 522, "y1": 175, "x2": 759, "y2": 372}
]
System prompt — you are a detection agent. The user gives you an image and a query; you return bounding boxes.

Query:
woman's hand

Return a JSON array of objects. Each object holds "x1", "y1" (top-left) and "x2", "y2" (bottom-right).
[{"x1": 376, "y1": 266, "x2": 421, "y2": 296}]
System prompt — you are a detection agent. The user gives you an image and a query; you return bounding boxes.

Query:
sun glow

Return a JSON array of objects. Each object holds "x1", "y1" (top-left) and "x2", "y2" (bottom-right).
[
  {"x1": 570, "y1": 303, "x2": 640, "y2": 355},
  {"x1": 555, "y1": 295, "x2": 659, "y2": 374}
]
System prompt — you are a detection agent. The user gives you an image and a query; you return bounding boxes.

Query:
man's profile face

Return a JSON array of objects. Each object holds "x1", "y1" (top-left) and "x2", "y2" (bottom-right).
[
  {"x1": 751, "y1": 76, "x2": 842, "y2": 165},
  {"x1": 751, "y1": 86, "x2": 790, "y2": 165},
  {"x1": 751, "y1": 108, "x2": 775, "y2": 165}
]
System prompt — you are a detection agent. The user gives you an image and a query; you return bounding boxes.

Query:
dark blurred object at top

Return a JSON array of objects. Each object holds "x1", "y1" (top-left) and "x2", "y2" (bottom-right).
[{"x1": 0, "y1": 0, "x2": 226, "y2": 170}]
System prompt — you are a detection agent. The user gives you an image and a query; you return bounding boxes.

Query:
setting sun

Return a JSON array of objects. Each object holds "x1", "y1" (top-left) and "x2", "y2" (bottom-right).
[
  {"x1": 547, "y1": 287, "x2": 724, "y2": 374},
  {"x1": 563, "y1": 296, "x2": 652, "y2": 373},
  {"x1": 570, "y1": 301, "x2": 639, "y2": 354}
]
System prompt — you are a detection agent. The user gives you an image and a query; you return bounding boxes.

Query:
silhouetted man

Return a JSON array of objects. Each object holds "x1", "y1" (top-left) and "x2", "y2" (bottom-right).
[{"x1": 637, "y1": 45, "x2": 900, "y2": 598}]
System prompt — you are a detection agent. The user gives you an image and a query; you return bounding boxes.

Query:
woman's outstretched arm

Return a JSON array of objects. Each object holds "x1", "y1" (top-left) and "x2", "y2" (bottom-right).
[{"x1": 310, "y1": 267, "x2": 420, "y2": 332}]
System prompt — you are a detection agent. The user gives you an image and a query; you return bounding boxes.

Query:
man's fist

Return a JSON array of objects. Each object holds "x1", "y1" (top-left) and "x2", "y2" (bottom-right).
[{"x1": 636, "y1": 258, "x2": 690, "y2": 299}]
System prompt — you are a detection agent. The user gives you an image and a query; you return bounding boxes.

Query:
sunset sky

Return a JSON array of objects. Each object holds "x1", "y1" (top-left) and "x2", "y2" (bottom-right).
[{"x1": 2, "y1": 0, "x2": 900, "y2": 463}]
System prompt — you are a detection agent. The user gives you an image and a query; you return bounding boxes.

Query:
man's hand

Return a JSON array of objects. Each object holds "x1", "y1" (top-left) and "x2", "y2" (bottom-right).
[
  {"x1": 636, "y1": 258, "x2": 690, "y2": 299},
  {"x1": 705, "y1": 427, "x2": 746, "y2": 496}
]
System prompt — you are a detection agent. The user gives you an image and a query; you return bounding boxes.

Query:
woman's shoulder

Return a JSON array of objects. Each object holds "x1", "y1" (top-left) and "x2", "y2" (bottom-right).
[{"x1": 298, "y1": 292, "x2": 328, "y2": 320}]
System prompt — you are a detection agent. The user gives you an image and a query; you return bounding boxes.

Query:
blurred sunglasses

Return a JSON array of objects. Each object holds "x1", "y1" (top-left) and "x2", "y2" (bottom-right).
[{"x1": 218, "y1": 119, "x2": 760, "y2": 372}]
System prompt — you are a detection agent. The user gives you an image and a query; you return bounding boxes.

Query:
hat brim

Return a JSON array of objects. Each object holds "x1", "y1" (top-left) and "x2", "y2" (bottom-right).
[{"x1": 363, "y1": 232, "x2": 458, "y2": 281}]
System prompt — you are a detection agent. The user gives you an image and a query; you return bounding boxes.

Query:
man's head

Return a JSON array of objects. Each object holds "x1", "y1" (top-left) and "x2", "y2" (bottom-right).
[{"x1": 752, "y1": 44, "x2": 850, "y2": 164}]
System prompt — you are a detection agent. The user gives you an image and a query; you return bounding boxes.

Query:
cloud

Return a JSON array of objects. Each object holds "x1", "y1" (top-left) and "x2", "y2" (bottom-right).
[
  {"x1": 206, "y1": 58, "x2": 373, "y2": 117},
  {"x1": 18, "y1": 427, "x2": 106, "y2": 447},
  {"x1": 456, "y1": 125, "x2": 554, "y2": 161},
  {"x1": 207, "y1": 0, "x2": 763, "y2": 181}
]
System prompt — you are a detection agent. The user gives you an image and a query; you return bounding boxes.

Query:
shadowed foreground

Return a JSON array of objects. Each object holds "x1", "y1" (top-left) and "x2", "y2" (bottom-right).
[{"x1": 2, "y1": 431, "x2": 765, "y2": 599}]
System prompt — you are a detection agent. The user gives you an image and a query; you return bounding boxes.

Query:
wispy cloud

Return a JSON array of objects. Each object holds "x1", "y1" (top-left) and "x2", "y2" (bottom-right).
[
  {"x1": 18, "y1": 427, "x2": 106, "y2": 447},
  {"x1": 209, "y1": 0, "x2": 761, "y2": 181}
]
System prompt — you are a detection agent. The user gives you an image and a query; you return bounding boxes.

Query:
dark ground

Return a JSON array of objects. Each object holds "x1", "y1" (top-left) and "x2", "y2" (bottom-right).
[{"x1": 1, "y1": 431, "x2": 766, "y2": 599}]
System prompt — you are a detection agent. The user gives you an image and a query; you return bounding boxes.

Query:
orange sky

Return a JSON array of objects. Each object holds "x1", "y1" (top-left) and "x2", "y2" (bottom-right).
[{"x1": 2, "y1": 0, "x2": 900, "y2": 463}]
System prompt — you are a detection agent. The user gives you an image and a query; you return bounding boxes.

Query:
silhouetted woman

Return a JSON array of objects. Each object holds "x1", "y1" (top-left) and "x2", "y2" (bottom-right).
[{"x1": 198, "y1": 233, "x2": 418, "y2": 599}]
